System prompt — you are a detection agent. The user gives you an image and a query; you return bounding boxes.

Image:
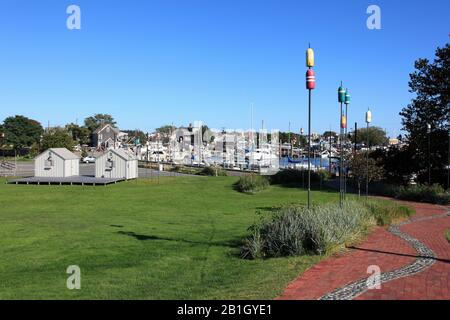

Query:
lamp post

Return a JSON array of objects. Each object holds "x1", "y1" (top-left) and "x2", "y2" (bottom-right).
[
  {"x1": 344, "y1": 89, "x2": 350, "y2": 199},
  {"x1": 427, "y1": 123, "x2": 431, "y2": 185},
  {"x1": 338, "y1": 83, "x2": 346, "y2": 207},
  {"x1": 365, "y1": 109, "x2": 372, "y2": 198},
  {"x1": 306, "y1": 45, "x2": 315, "y2": 209}
]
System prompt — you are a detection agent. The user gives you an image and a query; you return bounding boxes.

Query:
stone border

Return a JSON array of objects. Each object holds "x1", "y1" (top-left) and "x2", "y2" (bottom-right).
[{"x1": 319, "y1": 210, "x2": 450, "y2": 300}]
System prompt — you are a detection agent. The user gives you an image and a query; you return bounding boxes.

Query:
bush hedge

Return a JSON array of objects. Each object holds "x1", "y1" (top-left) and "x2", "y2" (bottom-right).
[
  {"x1": 198, "y1": 166, "x2": 228, "y2": 177},
  {"x1": 270, "y1": 169, "x2": 331, "y2": 186}
]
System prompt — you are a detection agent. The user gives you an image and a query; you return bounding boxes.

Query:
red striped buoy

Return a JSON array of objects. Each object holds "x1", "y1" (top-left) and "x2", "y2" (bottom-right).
[{"x1": 306, "y1": 69, "x2": 316, "y2": 90}]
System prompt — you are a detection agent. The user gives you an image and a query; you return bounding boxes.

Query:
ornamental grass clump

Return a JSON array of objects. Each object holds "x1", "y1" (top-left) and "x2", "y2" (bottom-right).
[
  {"x1": 236, "y1": 175, "x2": 270, "y2": 194},
  {"x1": 241, "y1": 201, "x2": 375, "y2": 259}
]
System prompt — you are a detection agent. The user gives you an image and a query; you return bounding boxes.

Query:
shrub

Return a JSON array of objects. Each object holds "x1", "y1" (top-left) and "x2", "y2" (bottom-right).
[
  {"x1": 241, "y1": 201, "x2": 375, "y2": 259},
  {"x1": 270, "y1": 169, "x2": 330, "y2": 186},
  {"x1": 236, "y1": 175, "x2": 270, "y2": 194},
  {"x1": 365, "y1": 200, "x2": 414, "y2": 226},
  {"x1": 395, "y1": 184, "x2": 449, "y2": 205},
  {"x1": 198, "y1": 166, "x2": 227, "y2": 177},
  {"x1": 171, "y1": 165, "x2": 202, "y2": 175}
]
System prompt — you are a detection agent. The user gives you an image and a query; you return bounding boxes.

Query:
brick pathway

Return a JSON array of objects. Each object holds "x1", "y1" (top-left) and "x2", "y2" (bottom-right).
[{"x1": 278, "y1": 201, "x2": 450, "y2": 300}]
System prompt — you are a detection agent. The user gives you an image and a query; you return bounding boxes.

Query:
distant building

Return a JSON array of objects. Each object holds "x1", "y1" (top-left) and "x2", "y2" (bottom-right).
[
  {"x1": 35, "y1": 148, "x2": 80, "y2": 177},
  {"x1": 389, "y1": 138, "x2": 400, "y2": 146},
  {"x1": 95, "y1": 149, "x2": 138, "y2": 180},
  {"x1": 92, "y1": 124, "x2": 121, "y2": 150}
]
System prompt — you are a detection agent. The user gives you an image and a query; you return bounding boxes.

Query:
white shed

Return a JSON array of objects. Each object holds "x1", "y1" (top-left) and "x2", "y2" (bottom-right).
[
  {"x1": 95, "y1": 149, "x2": 138, "y2": 180},
  {"x1": 35, "y1": 148, "x2": 80, "y2": 177}
]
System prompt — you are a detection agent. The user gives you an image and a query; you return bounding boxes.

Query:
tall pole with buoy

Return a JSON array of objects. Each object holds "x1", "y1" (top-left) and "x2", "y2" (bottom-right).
[
  {"x1": 344, "y1": 89, "x2": 350, "y2": 199},
  {"x1": 306, "y1": 45, "x2": 316, "y2": 209},
  {"x1": 338, "y1": 83, "x2": 346, "y2": 207},
  {"x1": 365, "y1": 109, "x2": 372, "y2": 198}
]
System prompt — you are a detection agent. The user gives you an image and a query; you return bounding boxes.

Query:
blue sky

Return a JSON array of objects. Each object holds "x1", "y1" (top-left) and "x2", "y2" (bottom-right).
[{"x1": 0, "y1": 0, "x2": 449, "y2": 137}]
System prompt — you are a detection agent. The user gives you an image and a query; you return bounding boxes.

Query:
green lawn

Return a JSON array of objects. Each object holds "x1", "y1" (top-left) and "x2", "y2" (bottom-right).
[{"x1": 0, "y1": 176, "x2": 342, "y2": 299}]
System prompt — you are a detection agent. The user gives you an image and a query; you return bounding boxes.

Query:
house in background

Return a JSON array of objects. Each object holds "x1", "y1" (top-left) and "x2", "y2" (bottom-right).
[
  {"x1": 95, "y1": 149, "x2": 138, "y2": 180},
  {"x1": 35, "y1": 148, "x2": 80, "y2": 177},
  {"x1": 92, "y1": 124, "x2": 123, "y2": 150}
]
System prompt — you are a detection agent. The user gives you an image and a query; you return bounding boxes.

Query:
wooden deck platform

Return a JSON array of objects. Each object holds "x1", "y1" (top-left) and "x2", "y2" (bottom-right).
[{"x1": 8, "y1": 176, "x2": 125, "y2": 186}]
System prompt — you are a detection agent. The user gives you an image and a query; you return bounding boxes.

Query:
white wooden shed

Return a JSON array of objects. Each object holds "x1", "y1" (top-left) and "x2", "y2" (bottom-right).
[
  {"x1": 95, "y1": 149, "x2": 138, "y2": 180},
  {"x1": 35, "y1": 148, "x2": 80, "y2": 177}
]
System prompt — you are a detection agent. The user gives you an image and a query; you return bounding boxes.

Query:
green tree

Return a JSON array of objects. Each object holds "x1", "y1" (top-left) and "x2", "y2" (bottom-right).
[
  {"x1": 2, "y1": 115, "x2": 43, "y2": 150},
  {"x1": 370, "y1": 147, "x2": 416, "y2": 185},
  {"x1": 348, "y1": 152, "x2": 385, "y2": 196},
  {"x1": 349, "y1": 126, "x2": 388, "y2": 147},
  {"x1": 155, "y1": 125, "x2": 177, "y2": 136},
  {"x1": 399, "y1": 42, "x2": 449, "y2": 184},
  {"x1": 84, "y1": 114, "x2": 116, "y2": 132},
  {"x1": 65, "y1": 123, "x2": 90, "y2": 145},
  {"x1": 41, "y1": 128, "x2": 76, "y2": 151},
  {"x1": 122, "y1": 130, "x2": 148, "y2": 145},
  {"x1": 279, "y1": 132, "x2": 307, "y2": 147},
  {"x1": 323, "y1": 131, "x2": 337, "y2": 139}
]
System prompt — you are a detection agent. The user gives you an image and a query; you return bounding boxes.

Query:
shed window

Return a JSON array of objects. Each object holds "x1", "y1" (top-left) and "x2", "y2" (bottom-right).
[
  {"x1": 44, "y1": 154, "x2": 54, "y2": 169},
  {"x1": 106, "y1": 154, "x2": 114, "y2": 171}
]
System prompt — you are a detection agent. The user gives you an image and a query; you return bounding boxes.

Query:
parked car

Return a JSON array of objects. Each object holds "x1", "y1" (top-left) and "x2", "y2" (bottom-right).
[{"x1": 82, "y1": 156, "x2": 96, "y2": 163}]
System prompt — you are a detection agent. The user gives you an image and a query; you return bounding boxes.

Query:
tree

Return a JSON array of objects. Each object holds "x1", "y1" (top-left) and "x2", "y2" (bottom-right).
[
  {"x1": 41, "y1": 128, "x2": 76, "y2": 151},
  {"x1": 349, "y1": 126, "x2": 388, "y2": 147},
  {"x1": 155, "y1": 125, "x2": 177, "y2": 136},
  {"x1": 65, "y1": 123, "x2": 90, "y2": 145},
  {"x1": 399, "y1": 42, "x2": 449, "y2": 185},
  {"x1": 323, "y1": 131, "x2": 337, "y2": 139},
  {"x1": 279, "y1": 132, "x2": 307, "y2": 147},
  {"x1": 84, "y1": 114, "x2": 116, "y2": 132},
  {"x1": 122, "y1": 130, "x2": 148, "y2": 145},
  {"x1": 348, "y1": 152, "x2": 385, "y2": 196},
  {"x1": 2, "y1": 115, "x2": 43, "y2": 150}
]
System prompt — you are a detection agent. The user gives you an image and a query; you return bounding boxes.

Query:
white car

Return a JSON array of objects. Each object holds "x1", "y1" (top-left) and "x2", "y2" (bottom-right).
[{"x1": 82, "y1": 156, "x2": 96, "y2": 163}]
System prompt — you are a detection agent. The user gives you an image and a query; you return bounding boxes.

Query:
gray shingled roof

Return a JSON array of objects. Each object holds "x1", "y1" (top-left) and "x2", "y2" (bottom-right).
[
  {"x1": 105, "y1": 148, "x2": 137, "y2": 161},
  {"x1": 48, "y1": 148, "x2": 80, "y2": 160},
  {"x1": 94, "y1": 124, "x2": 120, "y2": 134}
]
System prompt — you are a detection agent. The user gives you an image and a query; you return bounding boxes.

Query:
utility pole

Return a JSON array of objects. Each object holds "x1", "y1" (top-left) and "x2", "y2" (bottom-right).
[{"x1": 354, "y1": 122, "x2": 358, "y2": 153}]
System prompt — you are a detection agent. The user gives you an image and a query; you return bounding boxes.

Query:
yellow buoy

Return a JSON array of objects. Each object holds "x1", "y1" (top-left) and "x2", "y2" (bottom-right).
[
  {"x1": 306, "y1": 48, "x2": 314, "y2": 68},
  {"x1": 341, "y1": 115, "x2": 347, "y2": 129}
]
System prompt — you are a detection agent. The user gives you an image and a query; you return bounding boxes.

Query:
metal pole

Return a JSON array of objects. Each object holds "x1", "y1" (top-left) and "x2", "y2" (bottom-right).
[
  {"x1": 308, "y1": 89, "x2": 312, "y2": 209},
  {"x1": 366, "y1": 122, "x2": 370, "y2": 198},
  {"x1": 428, "y1": 128, "x2": 431, "y2": 185},
  {"x1": 354, "y1": 122, "x2": 358, "y2": 152},
  {"x1": 340, "y1": 102, "x2": 343, "y2": 207},
  {"x1": 447, "y1": 130, "x2": 450, "y2": 190},
  {"x1": 288, "y1": 122, "x2": 291, "y2": 158},
  {"x1": 329, "y1": 130, "x2": 332, "y2": 175},
  {"x1": 344, "y1": 104, "x2": 348, "y2": 199}
]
